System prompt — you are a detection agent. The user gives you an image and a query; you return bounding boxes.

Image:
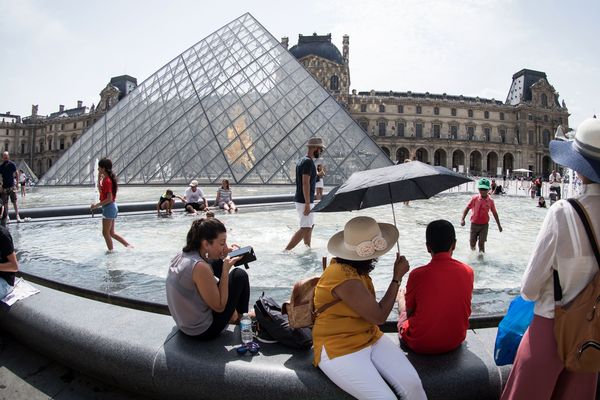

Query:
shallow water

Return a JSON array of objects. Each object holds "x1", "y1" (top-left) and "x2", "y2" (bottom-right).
[{"x1": 12, "y1": 190, "x2": 549, "y2": 318}]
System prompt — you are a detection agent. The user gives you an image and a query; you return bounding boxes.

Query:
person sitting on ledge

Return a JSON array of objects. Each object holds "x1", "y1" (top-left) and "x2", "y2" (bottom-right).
[
  {"x1": 0, "y1": 205, "x2": 18, "y2": 299},
  {"x1": 157, "y1": 189, "x2": 185, "y2": 215},
  {"x1": 313, "y1": 216, "x2": 427, "y2": 400},
  {"x1": 166, "y1": 218, "x2": 249, "y2": 340},
  {"x1": 184, "y1": 180, "x2": 209, "y2": 215},
  {"x1": 397, "y1": 220, "x2": 474, "y2": 354}
]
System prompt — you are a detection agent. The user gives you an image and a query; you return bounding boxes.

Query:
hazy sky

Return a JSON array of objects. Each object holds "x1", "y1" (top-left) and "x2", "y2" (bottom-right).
[{"x1": 1, "y1": 0, "x2": 598, "y2": 128}]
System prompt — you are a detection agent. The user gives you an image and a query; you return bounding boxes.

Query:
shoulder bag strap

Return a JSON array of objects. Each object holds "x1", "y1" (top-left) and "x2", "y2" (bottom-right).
[
  {"x1": 555, "y1": 199, "x2": 600, "y2": 301},
  {"x1": 314, "y1": 298, "x2": 342, "y2": 317}
]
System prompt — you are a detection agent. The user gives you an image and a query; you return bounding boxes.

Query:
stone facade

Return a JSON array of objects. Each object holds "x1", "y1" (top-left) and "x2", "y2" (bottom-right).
[
  {"x1": 0, "y1": 76, "x2": 136, "y2": 177},
  {"x1": 287, "y1": 34, "x2": 569, "y2": 177}
]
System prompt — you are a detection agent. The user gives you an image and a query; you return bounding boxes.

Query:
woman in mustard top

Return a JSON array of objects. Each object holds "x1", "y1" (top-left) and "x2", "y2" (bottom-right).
[{"x1": 313, "y1": 216, "x2": 427, "y2": 400}]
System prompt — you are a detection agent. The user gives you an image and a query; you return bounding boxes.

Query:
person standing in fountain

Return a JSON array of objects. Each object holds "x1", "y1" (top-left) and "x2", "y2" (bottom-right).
[
  {"x1": 460, "y1": 178, "x2": 502, "y2": 254},
  {"x1": 315, "y1": 163, "x2": 325, "y2": 200},
  {"x1": 0, "y1": 152, "x2": 21, "y2": 224},
  {"x1": 313, "y1": 216, "x2": 427, "y2": 399},
  {"x1": 166, "y1": 218, "x2": 249, "y2": 340},
  {"x1": 501, "y1": 118, "x2": 600, "y2": 399},
  {"x1": 90, "y1": 158, "x2": 131, "y2": 252},
  {"x1": 285, "y1": 137, "x2": 325, "y2": 250}
]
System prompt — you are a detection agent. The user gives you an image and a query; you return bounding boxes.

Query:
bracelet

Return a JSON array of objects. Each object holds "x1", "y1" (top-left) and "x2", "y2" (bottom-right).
[{"x1": 391, "y1": 279, "x2": 400, "y2": 285}]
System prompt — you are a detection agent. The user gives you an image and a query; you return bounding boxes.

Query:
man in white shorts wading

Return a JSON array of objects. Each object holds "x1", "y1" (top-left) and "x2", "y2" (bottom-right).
[{"x1": 285, "y1": 137, "x2": 325, "y2": 250}]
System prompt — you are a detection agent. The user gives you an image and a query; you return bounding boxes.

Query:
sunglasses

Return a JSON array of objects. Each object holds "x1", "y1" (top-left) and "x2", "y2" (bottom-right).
[{"x1": 236, "y1": 341, "x2": 260, "y2": 356}]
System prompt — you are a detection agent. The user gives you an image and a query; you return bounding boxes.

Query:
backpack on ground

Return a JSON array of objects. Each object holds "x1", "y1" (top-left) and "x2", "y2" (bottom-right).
[
  {"x1": 553, "y1": 199, "x2": 600, "y2": 372},
  {"x1": 253, "y1": 293, "x2": 312, "y2": 349}
]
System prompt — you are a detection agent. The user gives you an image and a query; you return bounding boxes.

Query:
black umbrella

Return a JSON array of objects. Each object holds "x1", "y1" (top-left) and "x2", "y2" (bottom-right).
[{"x1": 313, "y1": 161, "x2": 472, "y2": 249}]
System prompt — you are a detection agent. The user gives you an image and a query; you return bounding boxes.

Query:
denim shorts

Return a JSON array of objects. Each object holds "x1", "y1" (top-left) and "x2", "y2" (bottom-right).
[
  {"x1": 102, "y1": 202, "x2": 118, "y2": 219},
  {"x1": 0, "y1": 278, "x2": 14, "y2": 299}
]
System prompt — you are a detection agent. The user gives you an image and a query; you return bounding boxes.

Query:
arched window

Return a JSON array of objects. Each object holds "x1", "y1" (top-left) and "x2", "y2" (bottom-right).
[
  {"x1": 329, "y1": 75, "x2": 339, "y2": 91},
  {"x1": 59, "y1": 137, "x2": 65, "y2": 150},
  {"x1": 3, "y1": 141, "x2": 8, "y2": 152},
  {"x1": 541, "y1": 93, "x2": 548, "y2": 107}
]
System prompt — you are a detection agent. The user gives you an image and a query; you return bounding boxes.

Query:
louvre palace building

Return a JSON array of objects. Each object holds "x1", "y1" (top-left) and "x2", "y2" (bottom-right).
[
  {"x1": 0, "y1": 75, "x2": 137, "y2": 178},
  {"x1": 285, "y1": 33, "x2": 569, "y2": 177},
  {"x1": 1, "y1": 17, "x2": 568, "y2": 181}
]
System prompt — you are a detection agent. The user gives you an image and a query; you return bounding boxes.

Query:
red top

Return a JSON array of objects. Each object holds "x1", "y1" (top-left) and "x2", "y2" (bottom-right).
[
  {"x1": 99, "y1": 175, "x2": 115, "y2": 202},
  {"x1": 466, "y1": 194, "x2": 496, "y2": 224},
  {"x1": 400, "y1": 252, "x2": 474, "y2": 354}
]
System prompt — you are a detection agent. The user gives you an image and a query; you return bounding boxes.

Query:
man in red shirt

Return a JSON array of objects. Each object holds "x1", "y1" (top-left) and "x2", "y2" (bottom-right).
[
  {"x1": 460, "y1": 178, "x2": 502, "y2": 253},
  {"x1": 397, "y1": 219, "x2": 474, "y2": 354}
]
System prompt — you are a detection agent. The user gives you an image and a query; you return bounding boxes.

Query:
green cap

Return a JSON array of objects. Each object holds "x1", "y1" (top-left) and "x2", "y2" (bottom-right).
[{"x1": 478, "y1": 178, "x2": 491, "y2": 190}]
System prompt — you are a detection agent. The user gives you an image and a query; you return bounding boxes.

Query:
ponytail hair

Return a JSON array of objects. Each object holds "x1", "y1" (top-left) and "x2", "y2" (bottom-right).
[
  {"x1": 98, "y1": 158, "x2": 118, "y2": 197},
  {"x1": 182, "y1": 218, "x2": 226, "y2": 253}
]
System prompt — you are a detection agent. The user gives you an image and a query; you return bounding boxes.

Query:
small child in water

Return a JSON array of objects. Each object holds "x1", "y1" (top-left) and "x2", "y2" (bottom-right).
[
  {"x1": 537, "y1": 196, "x2": 547, "y2": 208},
  {"x1": 157, "y1": 190, "x2": 185, "y2": 215}
]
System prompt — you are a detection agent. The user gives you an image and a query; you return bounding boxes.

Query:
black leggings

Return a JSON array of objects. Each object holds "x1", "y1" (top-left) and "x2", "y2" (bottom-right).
[{"x1": 193, "y1": 267, "x2": 250, "y2": 341}]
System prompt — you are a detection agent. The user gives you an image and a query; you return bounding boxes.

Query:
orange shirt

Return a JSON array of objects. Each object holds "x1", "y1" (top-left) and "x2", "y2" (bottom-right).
[{"x1": 312, "y1": 259, "x2": 383, "y2": 366}]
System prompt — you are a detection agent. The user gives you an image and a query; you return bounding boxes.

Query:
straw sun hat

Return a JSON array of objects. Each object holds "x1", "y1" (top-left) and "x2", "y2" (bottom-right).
[
  {"x1": 327, "y1": 216, "x2": 399, "y2": 261},
  {"x1": 550, "y1": 118, "x2": 600, "y2": 183},
  {"x1": 306, "y1": 137, "x2": 326, "y2": 148}
]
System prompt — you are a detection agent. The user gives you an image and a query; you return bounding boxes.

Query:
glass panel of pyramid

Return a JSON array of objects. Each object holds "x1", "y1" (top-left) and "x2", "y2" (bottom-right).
[{"x1": 39, "y1": 13, "x2": 392, "y2": 186}]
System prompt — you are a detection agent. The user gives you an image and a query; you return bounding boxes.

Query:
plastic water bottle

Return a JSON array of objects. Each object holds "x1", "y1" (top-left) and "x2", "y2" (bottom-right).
[{"x1": 240, "y1": 313, "x2": 253, "y2": 345}]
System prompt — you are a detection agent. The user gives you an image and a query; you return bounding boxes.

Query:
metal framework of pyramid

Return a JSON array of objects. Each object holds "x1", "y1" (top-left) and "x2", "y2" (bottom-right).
[{"x1": 39, "y1": 13, "x2": 392, "y2": 186}]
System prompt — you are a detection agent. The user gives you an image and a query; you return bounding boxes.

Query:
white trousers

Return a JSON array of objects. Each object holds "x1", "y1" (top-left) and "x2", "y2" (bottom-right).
[{"x1": 318, "y1": 335, "x2": 427, "y2": 400}]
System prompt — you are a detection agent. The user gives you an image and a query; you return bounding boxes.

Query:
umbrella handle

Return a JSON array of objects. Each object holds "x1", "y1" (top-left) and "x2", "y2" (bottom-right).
[{"x1": 388, "y1": 185, "x2": 400, "y2": 253}]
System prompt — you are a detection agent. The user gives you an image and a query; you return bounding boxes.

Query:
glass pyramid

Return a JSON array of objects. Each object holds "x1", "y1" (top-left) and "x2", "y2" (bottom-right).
[{"x1": 40, "y1": 13, "x2": 392, "y2": 186}]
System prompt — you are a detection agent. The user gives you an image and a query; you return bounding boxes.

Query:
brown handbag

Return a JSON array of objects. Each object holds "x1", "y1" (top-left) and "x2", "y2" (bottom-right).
[
  {"x1": 282, "y1": 257, "x2": 341, "y2": 329},
  {"x1": 553, "y1": 198, "x2": 600, "y2": 372}
]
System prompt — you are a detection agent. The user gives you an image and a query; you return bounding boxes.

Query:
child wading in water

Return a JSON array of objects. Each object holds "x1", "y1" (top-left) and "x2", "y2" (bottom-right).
[
  {"x1": 460, "y1": 178, "x2": 502, "y2": 255},
  {"x1": 90, "y1": 158, "x2": 132, "y2": 252}
]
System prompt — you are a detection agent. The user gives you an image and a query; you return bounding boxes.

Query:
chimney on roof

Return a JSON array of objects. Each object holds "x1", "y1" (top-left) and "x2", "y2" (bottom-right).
[
  {"x1": 59, "y1": 105, "x2": 65, "y2": 112},
  {"x1": 77, "y1": 100, "x2": 83, "y2": 108},
  {"x1": 342, "y1": 35, "x2": 349, "y2": 65},
  {"x1": 281, "y1": 37, "x2": 289, "y2": 50}
]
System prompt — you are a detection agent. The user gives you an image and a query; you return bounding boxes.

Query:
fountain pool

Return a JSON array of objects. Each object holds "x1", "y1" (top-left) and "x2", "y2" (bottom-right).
[{"x1": 13, "y1": 191, "x2": 547, "y2": 318}]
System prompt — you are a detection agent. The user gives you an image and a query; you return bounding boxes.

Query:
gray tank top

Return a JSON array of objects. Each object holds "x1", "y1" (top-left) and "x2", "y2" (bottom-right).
[{"x1": 165, "y1": 251, "x2": 214, "y2": 336}]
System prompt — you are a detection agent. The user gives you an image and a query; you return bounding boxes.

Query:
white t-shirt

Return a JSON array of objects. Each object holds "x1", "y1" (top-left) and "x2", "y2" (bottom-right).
[
  {"x1": 549, "y1": 172, "x2": 562, "y2": 187},
  {"x1": 184, "y1": 186, "x2": 205, "y2": 203},
  {"x1": 521, "y1": 184, "x2": 600, "y2": 318}
]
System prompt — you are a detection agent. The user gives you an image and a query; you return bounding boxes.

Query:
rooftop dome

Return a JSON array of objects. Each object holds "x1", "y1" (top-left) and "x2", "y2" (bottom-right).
[{"x1": 289, "y1": 33, "x2": 344, "y2": 65}]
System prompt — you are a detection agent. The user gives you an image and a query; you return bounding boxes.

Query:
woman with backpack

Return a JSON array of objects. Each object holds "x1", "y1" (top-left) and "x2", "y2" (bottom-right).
[
  {"x1": 165, "y1": 218, "x2": 250, "y2": 340},
  {"x1": 501, "y1": 118, "x2": 600, "y2": 399},
  {"x1": 312, "y1": 216, "x2": 427, "y2": 400}
]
